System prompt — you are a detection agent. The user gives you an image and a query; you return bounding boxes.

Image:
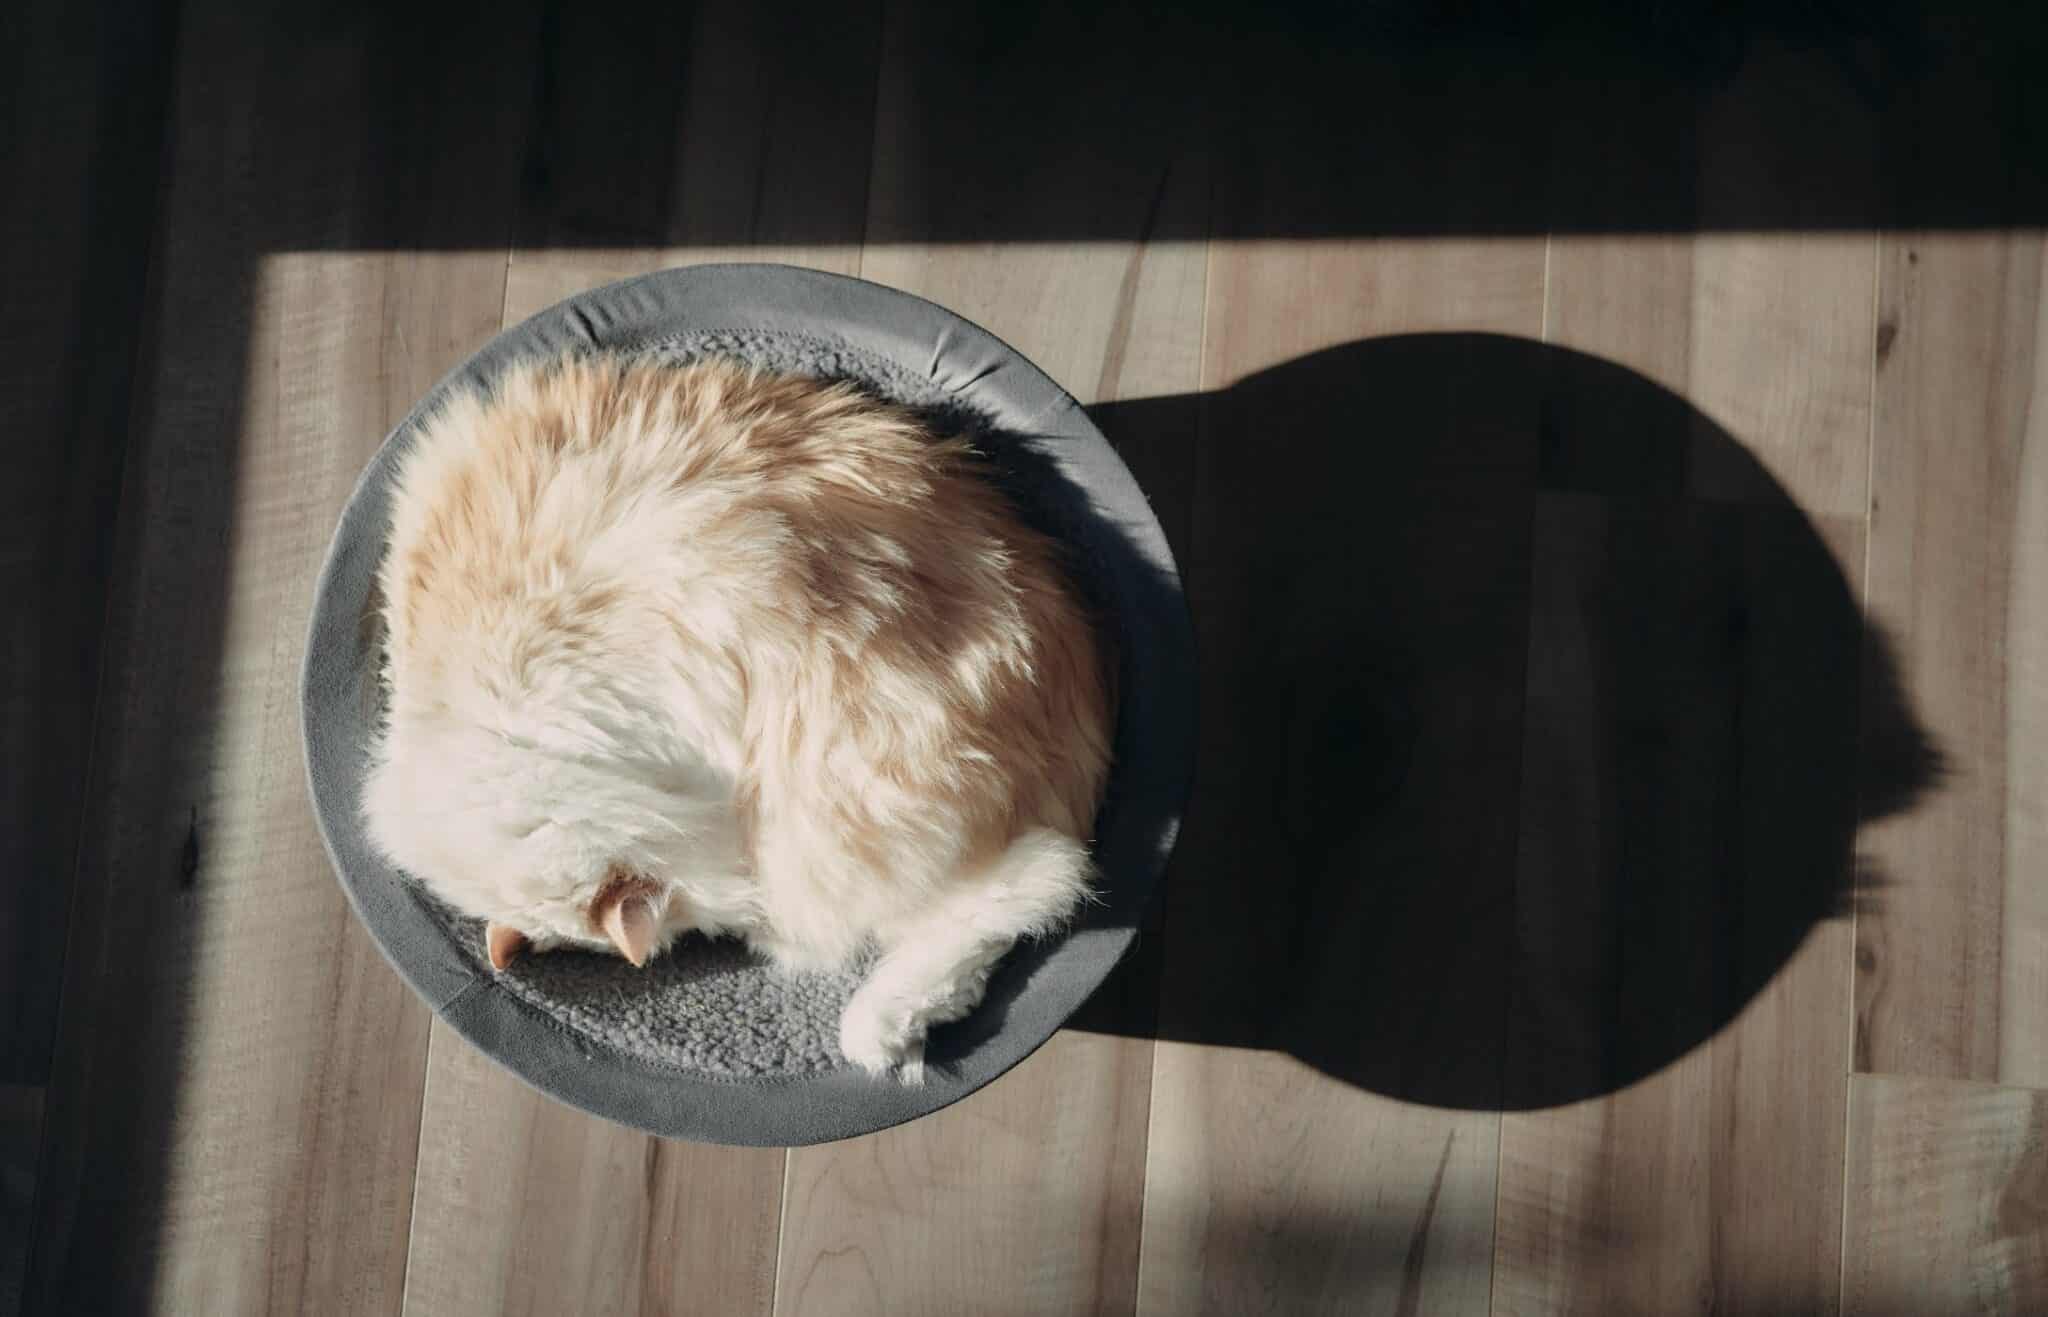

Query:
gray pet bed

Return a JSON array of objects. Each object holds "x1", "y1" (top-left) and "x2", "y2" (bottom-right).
[{"x1": 301, "y1": 264, "x2": 1192, "y2": 1145}]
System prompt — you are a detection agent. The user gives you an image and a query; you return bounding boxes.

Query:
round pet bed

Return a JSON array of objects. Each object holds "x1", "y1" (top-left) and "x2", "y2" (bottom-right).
[{"x1": 301, "y1": 264, "x2": 1193, "y2": 1146}]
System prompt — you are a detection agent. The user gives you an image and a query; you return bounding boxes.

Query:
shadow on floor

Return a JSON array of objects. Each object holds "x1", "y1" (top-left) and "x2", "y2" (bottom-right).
[{"x1": 1069, "y1": 334, "x2": 1942, "y2": 1110}]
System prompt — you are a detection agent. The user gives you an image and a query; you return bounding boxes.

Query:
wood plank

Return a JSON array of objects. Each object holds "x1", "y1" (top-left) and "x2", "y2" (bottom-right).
[
  {"x1": 1137, "y1": 315, "x2": 1540, "y2": 1317},
  {"x1": 1492, "y1": 48, "x2": 1890, "y2": 1311},
  {"x1": 1140, "y1": 276, "x2": 1542, "y2": 1316},
  {"x1": 1855, "y1": 229, "x2": 2046, "y2": 1084},
  {"x1": 777, "y1": 1035, "x2": 1158, "y2": 1317},
  {"x1": 0, "y1": 1087, "x2": 40, "y2": 1317},
  {"x1": 1540, "y1": 226, "x2": 1876, "y2": 518},
  {"x1": 24, "y1": 2, "x2": 533, "y2": 1308},
  {"x1": 500, "y1": 0, "x2": 879, "y2": 316},
  {"x1": 662, "y1": 0, "x2": 880, "y2": 274},
  {"x1": 0, "y1": 0, "x2": 177, "y2": 1092},
  {"x1": 1540, "y1": 41, "x2": 1879, "y2": 519},
  {"x1": 1492, "y1": 503, "x2": 1870, "y2": 1316},
  {"x1": 402, "y1": 1037, "x2": 783, "y2": 1317},
  {"x1": 2009, "y1": 272, "x2": 2048, "y2": 1088},
  {"x1": 1, "y1": 3, "x2": 177, "y2": 1306},
  {"x1": 1135, "y1": 27, "x2": 1549, "y2": 1307},
  {"x1": 1849, "y1": 0, "x2": 2048, "y2": 1087},
  {"x1": 401, "y1": 3, "x2": 881, "y2": 1312},
  {"x1": 769, "y1": 5, "x2": 1205, "y2": 1314},
  {"x1": 1843, "y1": 1074, "x2": 2048, "y2": 1315},
  {"x1": 1686, "y1": 42, "x2": 1880, "y2": 518}
]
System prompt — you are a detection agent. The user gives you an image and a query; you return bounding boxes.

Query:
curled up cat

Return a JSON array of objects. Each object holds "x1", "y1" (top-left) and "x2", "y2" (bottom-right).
[{"x1": 362, "y1": 354, "x2": 1113, "y2": 1081}]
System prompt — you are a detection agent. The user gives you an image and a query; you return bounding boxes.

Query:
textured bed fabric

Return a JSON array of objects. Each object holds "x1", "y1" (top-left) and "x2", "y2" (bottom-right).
[{"x1": 300, "y1": 264, "x2": 1192, "y2": 1146}]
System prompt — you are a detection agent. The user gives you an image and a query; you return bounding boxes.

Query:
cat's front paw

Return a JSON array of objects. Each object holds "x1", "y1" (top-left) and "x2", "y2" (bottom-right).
[{"x1": 838, "y1": 988, "x2": 927, "y2": 1085}]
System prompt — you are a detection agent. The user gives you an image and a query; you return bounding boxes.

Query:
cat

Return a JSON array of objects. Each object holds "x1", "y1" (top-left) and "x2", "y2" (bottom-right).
[{"x1": 362, "y1": 353, "x2": 1113, "y2": 1080}]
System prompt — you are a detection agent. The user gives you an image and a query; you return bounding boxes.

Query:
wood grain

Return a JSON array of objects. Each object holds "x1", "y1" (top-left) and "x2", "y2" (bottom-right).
[
  {"x1": 1687, "y1": 43, "x2": 1880, "y2": 518},
  {"x1": 0, "y1": 1087, "x2": 39, "y2": 1317},
  {"x1": 403, "y1": 4, "x2": 881, "y2": 1312},
  {"x1": 1539, "y1": 41, "x2": 1880, "y2": 519},
  {"x1": 501, "y1": 0, "x2": 880, "y2": 318},
  {"x1": 23, "y1": 1, "x2": 532, "y2": 1308},
  {"x1": 1543, "y1": 226, "x2": 1878, "y2": 520},
  {"x1": 403, "y1": 1039, "x2": 783, "y2": 1317},
  {"x1": 776, "y1": 1035, "x2": 1153, "y2": 1317},
  {"x1": 1492, "y1": 504, "x2": 1870, "y2": 1316},
  {"x1": 0, "y1": 0, "x2": 177, "y2": 1092},
  {"x1": 1139, "y1": 269, "x2": 1542, "y2": 1314},
  {"x1": 1491, "y1": 55, "x2": 1886, "y2": 1309},
  {"x1": 1843, "y1": 1074, "x2": 2048, "y2": 1316},
  {"x1": 1135, "y1": 38, "x2": 1550, "y2": 1301},
  {"x1": 2008, "y1": 275, "x2": 2048, "y2": 1087},
  {"x1": 0, "y1": 3, "x2": 176, "y2": 1307},
  {"x1": 1856, "y1": 230, "x2": 2045, "y2": 1084},
  {"x1": 1850, "y1": 1, "x2": 2048, "y2": 1086},
  {"x1": 1138, "y1": 311, "x2": 1539, "y2": 1316}
]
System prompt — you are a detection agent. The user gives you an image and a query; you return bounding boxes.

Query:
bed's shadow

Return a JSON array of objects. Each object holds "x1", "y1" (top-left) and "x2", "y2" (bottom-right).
[{"x1": 1062, "y1": 334, "x2": 1940, "y2": 1110}]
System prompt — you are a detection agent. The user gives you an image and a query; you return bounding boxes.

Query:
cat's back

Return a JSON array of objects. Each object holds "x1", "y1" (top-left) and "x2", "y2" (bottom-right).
[
  {"x1": 376, "y1": 352, "x2": 1109, "y2": 869},
  {"x1": 382, "y1": 355, "x2": 999, "y2": 646},
  {"x1": 387, "y1": 359, "x2": 776, "y2": 644}
]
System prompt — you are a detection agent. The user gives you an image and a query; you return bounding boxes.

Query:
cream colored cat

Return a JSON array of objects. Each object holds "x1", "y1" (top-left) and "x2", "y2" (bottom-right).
[{"x1": 363, "y1": 354, "x2": 1112, "y2": 1079}]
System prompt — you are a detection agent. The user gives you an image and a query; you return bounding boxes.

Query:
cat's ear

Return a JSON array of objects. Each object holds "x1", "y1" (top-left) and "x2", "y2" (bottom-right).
[
  {"x1": 592, "y1": 871, "x2": 659, "y2": 968},
  {"x1": 485, "y1": 922, "x2": 529, "y2": 971}
]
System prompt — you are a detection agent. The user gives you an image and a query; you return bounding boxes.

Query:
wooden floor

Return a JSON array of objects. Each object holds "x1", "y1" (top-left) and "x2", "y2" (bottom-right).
[{"x1": 7, "y1": 1, "x2": 2047, "y2": 1312}]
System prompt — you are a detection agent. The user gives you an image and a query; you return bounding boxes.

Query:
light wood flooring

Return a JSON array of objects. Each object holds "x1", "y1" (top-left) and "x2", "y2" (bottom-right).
[{"x1": 6, "y1": 0, "x2": 2046, "y2": 1312}]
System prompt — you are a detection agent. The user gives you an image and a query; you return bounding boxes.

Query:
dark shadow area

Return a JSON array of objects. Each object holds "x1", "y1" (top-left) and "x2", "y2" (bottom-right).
[
  {"x1": 16, "y1": 1, "x2": 536, "y2": 1309},
  {"x1": 2, "y1": 0, "x2": 181, "y2": 1306},
  {"x1": 865, "y1": 0, "x2": 2042, "y2": 241},
  {"x1": 1073, "y1": 334, "x2": 1941, "y2": 1110},
  {"x1": 218, "y1": 0, "x2": 2048, "y2": 244}
]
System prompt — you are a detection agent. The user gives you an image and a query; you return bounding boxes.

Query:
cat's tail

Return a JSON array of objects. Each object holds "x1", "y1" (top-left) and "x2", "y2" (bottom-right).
[{"x1": 840, "y1": 828, "x2": 1093, "y2": 1082}]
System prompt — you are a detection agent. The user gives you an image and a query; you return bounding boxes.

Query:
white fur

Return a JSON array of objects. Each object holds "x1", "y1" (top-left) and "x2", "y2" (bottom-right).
[{"x1": 363, "y1": 356, "x2": 1112, "y2": 1077}]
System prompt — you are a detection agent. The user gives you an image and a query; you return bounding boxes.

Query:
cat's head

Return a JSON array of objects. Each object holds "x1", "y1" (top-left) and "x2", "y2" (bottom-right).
[{"x1": 362, "y1": 712, "x2": 701, "y2": 970}]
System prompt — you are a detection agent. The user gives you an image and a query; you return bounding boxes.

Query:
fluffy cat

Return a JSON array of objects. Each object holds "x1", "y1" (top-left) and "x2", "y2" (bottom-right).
[{"x1": 362, "y1": 354, "x2": 1113, "y2": 1079}]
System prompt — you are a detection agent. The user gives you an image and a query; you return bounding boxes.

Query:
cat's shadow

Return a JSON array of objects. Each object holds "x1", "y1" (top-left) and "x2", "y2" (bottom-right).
[{"x1": 990, "y1": 333, "x2": 1941, "y2": 1111}]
